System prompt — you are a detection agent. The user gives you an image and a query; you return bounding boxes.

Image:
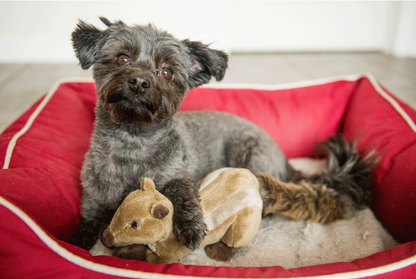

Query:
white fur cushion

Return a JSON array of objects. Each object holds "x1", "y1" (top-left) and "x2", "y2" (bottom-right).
[{"x1": 91, "y1": 158, "x2": 397, "y2": 268}]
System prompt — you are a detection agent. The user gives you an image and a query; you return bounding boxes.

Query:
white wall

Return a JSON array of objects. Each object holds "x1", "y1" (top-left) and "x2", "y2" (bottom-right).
[
  {"x1": 0, "y1": 1, "x2": 414, "y2": 63},
  {"x1": 388, "y1": 1, "x2": 416, "y2": 57},
  {"x1": 228, "y1": 1, "x2": 390, "y2": 52}
]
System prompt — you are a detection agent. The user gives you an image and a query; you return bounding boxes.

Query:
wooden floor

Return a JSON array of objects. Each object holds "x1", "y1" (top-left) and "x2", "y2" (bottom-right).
[{"x1": 1, "y1": 52, "x2": 416, "y2": 132}]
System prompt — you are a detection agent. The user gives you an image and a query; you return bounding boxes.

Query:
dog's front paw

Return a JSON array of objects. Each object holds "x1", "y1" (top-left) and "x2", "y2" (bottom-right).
[
  {"x1": 163, "y1": 177, "x2": 208, "y2": 250},
  {"x1": 70, "y1": 223, "x2": 99, "y2": 251},
  {"x1": 174, "y1": 217, "x2": 207, "y2": 251}
]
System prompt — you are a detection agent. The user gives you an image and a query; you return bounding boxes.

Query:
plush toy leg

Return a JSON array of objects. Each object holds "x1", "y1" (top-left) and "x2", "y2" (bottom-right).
[
  {"x1": 204, "y1": 206, "x2": 262, "y2": 261},
  {"x1": 205, "y1": 242, "x2": 241, "y2": 261},
  {"x1": 257, "y1": 173, "x2": 351, "y2": 223},
  {"x1": 113, "y1": 244, "x2": 148, "y2": 261},
  {"x1": 221, "y1": 206, "x2": 262, "y2": 247}
]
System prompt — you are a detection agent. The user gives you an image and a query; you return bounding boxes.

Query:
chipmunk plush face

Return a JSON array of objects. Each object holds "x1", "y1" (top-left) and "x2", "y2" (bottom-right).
[{"x1": 101, "y1": 178, "x2": 173, "y2": 248}]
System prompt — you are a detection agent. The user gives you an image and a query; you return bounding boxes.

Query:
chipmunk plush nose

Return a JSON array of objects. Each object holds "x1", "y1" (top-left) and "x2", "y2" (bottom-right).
[
  {"x1": 99, "y1": 224, "x2": 115, "y2": 248},
  {"x1": 128, "y1": 75, "x2": 150, "y2": 94}
]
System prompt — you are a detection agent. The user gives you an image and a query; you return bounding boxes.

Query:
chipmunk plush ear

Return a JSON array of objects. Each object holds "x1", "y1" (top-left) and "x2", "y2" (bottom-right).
[
  {"x1": 152, "y1": 204, "x2": 170, "y2": 220},
  {"x1": 182, "y1": 40, "x2": 228, "y2": 89},
  {"x1": 140, "y1": 178, "x2": 156, "y2": 192},
  {"x1": 140, "y1": 178, "x2": 170, "y2": 219}
]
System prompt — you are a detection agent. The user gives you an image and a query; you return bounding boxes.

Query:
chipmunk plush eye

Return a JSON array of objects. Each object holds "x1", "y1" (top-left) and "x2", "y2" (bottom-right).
[
  {"x1": 130, "y1": 219, "x2": 143, "y2": 230},
  {"x1": 117, "y1": 54, "x2": 130, "y2": 65},
  {"x1": 159, "y1": 67, "x2": 173, "y2": 79}
]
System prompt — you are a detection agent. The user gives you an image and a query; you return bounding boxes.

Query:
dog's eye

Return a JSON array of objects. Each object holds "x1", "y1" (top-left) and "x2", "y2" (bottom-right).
[
  {"x1": 159, "y1": 68, "x2": 173, "y2": 79},
  {"x1": 131, "y1": 221, "x2": 137, "y2": 229},
  {"x1": 117, "y1": 55, "x2": 130, "y2": 65}
]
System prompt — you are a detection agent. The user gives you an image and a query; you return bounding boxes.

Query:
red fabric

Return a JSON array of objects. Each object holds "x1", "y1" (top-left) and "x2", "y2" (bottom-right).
[
  {"x1": 180, "y1": 81, "x2": 356, "y2": 158},
  {"x1": 0, "y1": 82, "x2": 96, "y2": 241},
  {"x1": 341, "y1": 79, "x2": 416, "y2": 244},
  {"x1": 1, "y1": 77, "x2": 416, "y2": 278},
  {"x1": 2, "y1": 203, "x2": 416, "y2": 278}
]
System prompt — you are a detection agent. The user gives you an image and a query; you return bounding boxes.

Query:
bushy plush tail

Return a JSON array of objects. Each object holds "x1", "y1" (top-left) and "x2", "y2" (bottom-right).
[
  {"x1": 308, "y1": 134, "x2": 375, "y2": 210},
  {"x1": 258, "y1": 134, "x2": 376, "y2": 223}
]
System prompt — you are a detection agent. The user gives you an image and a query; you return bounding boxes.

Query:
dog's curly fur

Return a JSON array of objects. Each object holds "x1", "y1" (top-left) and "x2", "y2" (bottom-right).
[{"x1": 70, "y1": 18, "x2": 374, "y2": 251}]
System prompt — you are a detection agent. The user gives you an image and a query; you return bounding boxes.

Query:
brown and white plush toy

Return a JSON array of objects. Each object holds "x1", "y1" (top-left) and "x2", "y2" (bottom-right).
[{"x1": 99, "y1": 168, "x2": 263, "y2": 264}]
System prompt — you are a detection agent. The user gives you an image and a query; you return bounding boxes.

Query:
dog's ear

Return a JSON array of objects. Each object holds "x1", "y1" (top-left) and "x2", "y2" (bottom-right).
[
  {"x1": 182, "y1": 40, "x2": 228, "y2": 88},
  {"x1": 72, "y1": 20, "x2": 105, "y2": 70},
  {"x1": 98, "y1": 16, "x2": 125, "y2": 28},
  {"x1": 72, "y1": 18, "x2": 126, "y2": 70}
]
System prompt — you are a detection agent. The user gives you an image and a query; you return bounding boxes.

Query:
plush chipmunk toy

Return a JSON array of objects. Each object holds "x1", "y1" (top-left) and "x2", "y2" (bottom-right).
[{"x1": 99, "y1": 168, "x2": 263, "y2": 264}]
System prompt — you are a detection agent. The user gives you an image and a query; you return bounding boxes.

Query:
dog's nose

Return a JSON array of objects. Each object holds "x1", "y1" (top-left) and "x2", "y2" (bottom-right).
[{"x1": 128, "y1": 76, "x2": 150, "y2": 93}]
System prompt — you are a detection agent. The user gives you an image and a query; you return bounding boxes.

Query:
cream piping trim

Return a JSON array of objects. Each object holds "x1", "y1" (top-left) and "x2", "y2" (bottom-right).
[
  {"x1": 365, "y1": 73, "x2": 416, "y2": 132},
  {"x1": 202, "y1": 73, "x2": 416, "y2": 132},
  {"x1": 202, "y1": 73, "x2": 365, "y2": 90},
  {"x1": 1, "y1": 195, "x2": 416, "y2": 279},
  {"x1": 2, "y1": 77, "x2": 94, "y2": 169}
]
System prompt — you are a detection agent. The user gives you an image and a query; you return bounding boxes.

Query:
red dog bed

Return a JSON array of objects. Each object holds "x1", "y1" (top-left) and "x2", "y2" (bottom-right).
[{"x1": 1, "y1": 74, "x2": 416, "y2": 278}]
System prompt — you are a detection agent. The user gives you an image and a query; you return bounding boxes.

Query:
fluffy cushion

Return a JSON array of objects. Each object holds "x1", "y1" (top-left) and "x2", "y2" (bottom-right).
[
  {"x1": 1, "y1": 74, "x2": 416, "y2": 278},
  {"x1": 91, "y1": 161, "x2": 398, "y2": 268},
  {"x1": 180, "y1": 208, "x2": 397, "y2": 268}
]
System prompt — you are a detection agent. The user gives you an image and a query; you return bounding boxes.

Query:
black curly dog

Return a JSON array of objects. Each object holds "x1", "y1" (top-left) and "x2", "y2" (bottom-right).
[{"x1": 70, "y1": 17, "x2": 374, "y2": 251}]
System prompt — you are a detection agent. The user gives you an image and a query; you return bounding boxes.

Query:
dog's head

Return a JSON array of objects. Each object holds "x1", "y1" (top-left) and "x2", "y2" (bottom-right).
[{"x1": 72, "y1": 17, "x2": 228, "y2": 124}]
